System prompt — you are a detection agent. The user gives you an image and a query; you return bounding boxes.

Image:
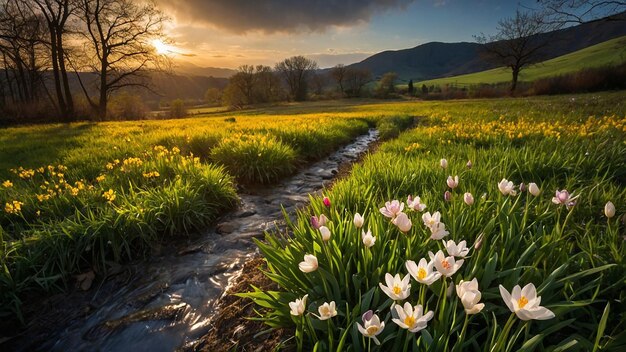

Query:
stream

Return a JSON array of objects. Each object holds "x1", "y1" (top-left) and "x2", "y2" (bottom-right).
[{"x1": 7, "y1": 129, "x2": 378, "y2": 352}]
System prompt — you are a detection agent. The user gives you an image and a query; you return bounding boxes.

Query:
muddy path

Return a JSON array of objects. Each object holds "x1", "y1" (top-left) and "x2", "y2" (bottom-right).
[{"x1": 4, "y1": 129, "x2": 379, "y2": 352}]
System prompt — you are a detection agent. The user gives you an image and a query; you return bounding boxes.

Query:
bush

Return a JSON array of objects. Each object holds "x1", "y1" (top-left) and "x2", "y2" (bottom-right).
[
  {"x1": 210, "y1": 134, "x2": 297, "y2": 184},
  {"x1": 108, "y1": 93, "x2": 148, "y2": 120},
  {"x1": 169, "y1": 99, "x2": 188, "y2": 118}
]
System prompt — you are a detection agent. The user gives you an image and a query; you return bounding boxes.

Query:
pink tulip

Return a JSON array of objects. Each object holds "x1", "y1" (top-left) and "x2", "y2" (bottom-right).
[{"x1": 323, "y1": 196, "x2": 331, "y2": 208}]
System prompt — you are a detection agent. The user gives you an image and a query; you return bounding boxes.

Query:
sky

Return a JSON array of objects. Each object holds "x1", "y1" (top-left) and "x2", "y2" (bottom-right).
[{"x1": 154, "y1": 0, "x2": 540, "y2": 69}]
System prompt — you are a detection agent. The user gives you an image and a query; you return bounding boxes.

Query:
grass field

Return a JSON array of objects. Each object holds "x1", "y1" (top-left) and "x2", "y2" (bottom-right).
[
  {"x1": 417, "y1": 36, "x2": 626, "y2": 87},
  {"x1": 2, "y1": 92, "x2": 625, "y2": 350},
  {"x1": 0, "y1": 105, "x2": 415, "y2": 321},
  {"x1": 243, "y1": 91, "x2": 626, "y2": 351}
]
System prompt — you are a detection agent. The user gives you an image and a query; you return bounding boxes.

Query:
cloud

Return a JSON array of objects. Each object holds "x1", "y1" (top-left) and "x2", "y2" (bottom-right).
[{"x1": 157, "y1": 0, "x2": 415, "y2": 33}]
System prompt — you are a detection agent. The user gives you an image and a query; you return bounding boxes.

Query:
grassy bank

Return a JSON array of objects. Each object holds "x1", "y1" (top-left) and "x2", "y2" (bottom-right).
[
  {"x1": 0, "y1": 107, "x2": 415, "y2": 322},
  {"x1": 417, "y1": 36, "x2": 626, "y2": 87},
  {"x1": 244, "y1": 92, "x2": 626, "y2": 350}
]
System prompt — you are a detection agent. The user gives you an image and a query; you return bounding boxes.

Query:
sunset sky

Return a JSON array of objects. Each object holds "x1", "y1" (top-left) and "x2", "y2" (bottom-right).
[{"x1": 156, "y1": 0, "x2": 539, "y2": 69}]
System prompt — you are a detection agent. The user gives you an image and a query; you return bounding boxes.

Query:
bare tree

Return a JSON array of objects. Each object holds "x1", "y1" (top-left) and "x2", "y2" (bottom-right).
[
  {"x1": 537, "y1": 0, "x2": 626, "y2": 24},
  {"x1": 77, "y1": 0, "x2": 166, "y2": 119},
  {"x1": 0, "y1": 0, "x2": 49, "y2": 107},
  {"x1": 330, "y1": 64, "x2": 347, "y2": 96},
  {"x1": 475, "y1": 10, "x2": 554, "y2": 93},
  {"x1": 30, "y1": 0, "x2": 77, "y2": 118},
  {"x1": 275, "y1": 55, "x2": 317, "y2": 101},
  {"x1": 344, "y1": 67, "x2": 371, "y2": 97},
  {"x1": 254, "y1": 64, "x2": 282, "y2": 102},
  {"x1": 376, "y1": 71, "x2": 398, "y2": 98},
  {"x1": 230, "y1": 65, "x2": 256, "y2": 105}
]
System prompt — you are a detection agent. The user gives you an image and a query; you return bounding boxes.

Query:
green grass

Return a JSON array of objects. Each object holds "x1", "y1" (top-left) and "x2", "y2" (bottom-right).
[
  {"x1": 242, "y1": 92, "x2": 626, "y2": 351},
  {"x1": 0, "y1": 102, "x2": 415, "y2": 323},
  {"x1": 417, "y1": 36, "x2": 626, "y2": 87}
]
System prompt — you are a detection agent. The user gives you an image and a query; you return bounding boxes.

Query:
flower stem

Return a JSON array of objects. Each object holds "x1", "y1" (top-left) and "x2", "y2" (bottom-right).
[
  {"x1": 495, "y1": 313, "x2": 516, "y2": 352},
  {"x1": 454, "y1": 314, "x2": 469, "y2": 352}
]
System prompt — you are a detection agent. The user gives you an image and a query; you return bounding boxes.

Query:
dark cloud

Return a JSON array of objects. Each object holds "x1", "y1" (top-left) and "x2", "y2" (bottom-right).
[{"x1": 158, "y1": 0, "x2": 415, "y2": 33}]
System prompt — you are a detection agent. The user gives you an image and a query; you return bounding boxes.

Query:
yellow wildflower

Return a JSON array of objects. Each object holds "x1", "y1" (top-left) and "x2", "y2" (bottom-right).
[
  {"x1": 2, "y1": 180, "x2": 12, "y2": 188},
  {"x1": 102, "y1": 189, "x2": 116, "y2": 202},
  {"x1": 4, "y1": 200, "x2": 24, "y2": 214}
]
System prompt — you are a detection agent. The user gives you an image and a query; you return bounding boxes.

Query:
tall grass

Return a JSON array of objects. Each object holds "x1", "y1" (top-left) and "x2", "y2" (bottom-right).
[{"x1": 242, "y1": 94, "x2": 626, "y2": 351}]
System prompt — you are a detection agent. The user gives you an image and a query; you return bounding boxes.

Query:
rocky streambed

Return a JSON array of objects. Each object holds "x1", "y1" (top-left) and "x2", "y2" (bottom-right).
[{"x1": 5, "y1": 129, "x2": 379, "y2": 352}]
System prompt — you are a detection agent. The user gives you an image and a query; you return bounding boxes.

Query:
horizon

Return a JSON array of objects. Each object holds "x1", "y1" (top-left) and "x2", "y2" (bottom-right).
[{"x1": 158, "y1": 0, "x2": 544, "y2": 69}]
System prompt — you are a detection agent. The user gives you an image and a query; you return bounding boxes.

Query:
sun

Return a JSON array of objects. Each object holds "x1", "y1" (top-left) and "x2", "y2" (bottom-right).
[{"x1": 152, "y1": 39, "x2": 176, "y2": 55}]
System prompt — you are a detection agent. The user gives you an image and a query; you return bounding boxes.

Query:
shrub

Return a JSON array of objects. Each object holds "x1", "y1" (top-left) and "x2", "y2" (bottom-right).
[
  {"x1": 169, "y1": 99, "x2": 188, "y2": 118},
  {"x1": 210, "y1": 134, "x2": 297, "y2": 184}
]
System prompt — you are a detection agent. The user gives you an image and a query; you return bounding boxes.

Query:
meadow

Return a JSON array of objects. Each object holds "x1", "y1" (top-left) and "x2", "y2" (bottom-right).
[
  {"x1": 243, "y1": 92, "x2": 626, "y2": 351},
  {"x1": 417, "y1": 35, "x2": 626, "y2": 87},
  {"x1": 0, "y1": 109, "x2": 413, "y2": 321},
  {"x1": 1, "y1": 92, "x2": 624, "y2": 351}
]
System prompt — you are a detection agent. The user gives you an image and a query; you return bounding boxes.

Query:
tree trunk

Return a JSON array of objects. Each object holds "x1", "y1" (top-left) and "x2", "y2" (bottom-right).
[
  {"x1": 511, "y1": 66, "x2": 520, "y2": 94},
  {"x1": 57, "y1": 31, "x2": 74, "y2": 119},
  {"x1": 49, "y1": 27, "x2": 67, "y2": 115},
  {"x1": 98, "y1": 62, "x2": 108, "y2": 120}
]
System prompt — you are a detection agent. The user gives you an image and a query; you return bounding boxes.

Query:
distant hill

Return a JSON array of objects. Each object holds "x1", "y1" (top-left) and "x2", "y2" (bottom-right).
[
  {"x1": 174, "y1": 61, "x2": 236, "y2": 79},
  {"x1": 348, "y1": 11, "x2": 626, "y2": 82},
  {"x1": 417, "y1": 35, "x2": 626, "y2": 86},
  {"x1": 61, "y1": 72, "x2": 229, "y2": 108}
]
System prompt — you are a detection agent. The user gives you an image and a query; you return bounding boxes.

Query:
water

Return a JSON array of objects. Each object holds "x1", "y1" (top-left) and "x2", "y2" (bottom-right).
[{"x1": 6, "y1": 129, "x2": 378, "y2": 352}]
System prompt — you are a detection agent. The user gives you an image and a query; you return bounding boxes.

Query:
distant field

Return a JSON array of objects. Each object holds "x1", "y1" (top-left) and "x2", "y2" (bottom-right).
[{"x1": 417, "y1": 35, "x2": 626, "y2": 87}]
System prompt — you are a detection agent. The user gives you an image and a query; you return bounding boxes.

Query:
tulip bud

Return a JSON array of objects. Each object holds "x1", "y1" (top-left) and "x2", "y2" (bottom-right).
[
  {"x1": 466, "y1": 160, "x2": 472, "y2": 169},
  {"x1": 519, "y1": 183, "x2": 527, "y2": 192},
  {"x1": 605, "y1": 201, "x2": 616, "y2": 218},
  {"x1": 310, "y1": 216, "x2": 319, "y2": 229},
  {"x1": 320, "y1": 226, "x2": 331, "y2": 241},
  {"x1": 528, "y1": 183, "x2": 540, "y2": 196},
  {"x1": 440, "y1": 158, "x2": 448, "y2": 169},
  {"x1": 320, "y1": 214, "x2": 328, "y2": 226},
  {"x1": 464, "y1": 192, "x2": 474, "y2": 205},
  {"x1": 446, "y1": 175, "x2": 459, "y2": 189},
  {"x1": 444, "y1": 191, "x2": 452, "y2": 202},
  {"x1": 354, "y1": 212, "x2": 364, "y2": 228},
  {"x1": 446, "y1": 281, "x2": 455, "y2": 297},
  {"x1": 323, "y1": 196, "x2": 331, "y2": 208},
  {"x1": 392, "y1": 212, "x2": 412, "y2": 233},
  {"x1": 474, "y1": 233, "x2": 484, "y2": 250}
]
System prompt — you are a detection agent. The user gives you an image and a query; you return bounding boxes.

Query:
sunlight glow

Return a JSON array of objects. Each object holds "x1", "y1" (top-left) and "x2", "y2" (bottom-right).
[{"x1": 152, "y1": 39, "x2": 177, "y2": 55}]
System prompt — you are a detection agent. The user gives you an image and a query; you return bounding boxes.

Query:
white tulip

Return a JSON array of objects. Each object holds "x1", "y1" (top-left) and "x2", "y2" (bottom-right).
[
  {"x1": 391, "y1": 302, "x2": 434, "y2": 332},
  {"x1": 319, "y1": 226, "x2": 331, "y2": 241},
  {"x1": 498, "y1": 178, "x2": 517, "y2": 196},
  {"x1": 463, "y1": 192, "x2": 474, "y2": 205},
  {"x1": 406, "y1": 258, "x2": 441, "y2": 285},
  {"x1": 313, "y1": 301, "x2": 337, "y2": 320},
  {"x1": 447, "y1": 175, "x2": 459, "y2": 189},
  {"x1": 298, "y1": 254, "x2": 318, "y2": 273},
  {"x1": 392, "y1": 212, "x2": 412, "y2": 233},
  {"x1": 357, "y1": 310, "x2": 385, "y2": 345},
  {"x1": 430, "y1": 250, "x2": 463, "y2": 277},
  {"x1": 443, "y1": 239, "x2": 469, "y2": 257},
  {"x1": 528, "y1": 182, "x2": 540, "y2": 196},
  {"x1": 379, "y1": 273, "x2": 411, "y2": 300},
  {"x1": 354, "y1": 212, "x2": 364, "y2": 228},
  {"x1": 289, "y1": 294, "x2": 308, "y2": 316},
  {"x1": 499, "y1": 283, "x2": 555, "y2": 321},
  {"x1": 362, "y1": 229, "x2": 376, "y2": 248},
  {"x1": 604, "y1": 201, "x2": 615, "y2": 218}
]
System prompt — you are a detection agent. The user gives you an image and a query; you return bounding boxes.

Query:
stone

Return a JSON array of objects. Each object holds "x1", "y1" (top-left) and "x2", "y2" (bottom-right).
[{"x1": 216, "y1": 222, "x2": 239, "y2": 234}]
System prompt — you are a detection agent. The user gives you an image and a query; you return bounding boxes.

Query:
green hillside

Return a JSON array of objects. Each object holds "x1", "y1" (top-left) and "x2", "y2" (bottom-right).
[{"x1": 417, "y1": 35, "x2": 626, "y2": 87}]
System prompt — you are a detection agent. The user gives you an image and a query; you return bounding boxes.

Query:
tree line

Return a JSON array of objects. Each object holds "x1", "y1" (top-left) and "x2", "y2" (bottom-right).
[
  {"x1": 0, "y1": 0, "x2": 166, "y2": 122},
  {"x1": 220, "y1": 57, "x2": 374, "y2": 108}
]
